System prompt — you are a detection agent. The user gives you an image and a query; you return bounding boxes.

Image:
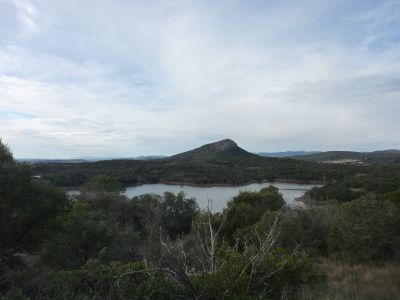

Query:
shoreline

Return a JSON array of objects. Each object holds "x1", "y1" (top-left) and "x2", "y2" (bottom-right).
[
  {"x1": 64, "y1": 179, "x2": 324, "y2": 190},
  {"x1": 295, "y1": 193, "x2": 326, "y2": 205},
  {"x1": 160, "y1": 179, "x2": 324, "y2": 188}
]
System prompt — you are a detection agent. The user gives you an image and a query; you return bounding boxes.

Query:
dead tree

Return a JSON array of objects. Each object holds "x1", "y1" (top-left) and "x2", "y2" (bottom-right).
[
  {"x1": 120, "y1": 199, "x2": 298, "y2": 299},
  {"x1": 195, "y1": 198, "x2": 227, "y2": 273}
]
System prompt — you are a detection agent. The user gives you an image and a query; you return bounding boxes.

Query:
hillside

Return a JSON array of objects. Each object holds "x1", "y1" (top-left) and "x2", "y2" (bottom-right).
[
  {"x1": 257, "y1": 151, "x2": 320, "y2": 158},
  {"x1": 33, "y1": 139, "x2": 352, "y2": 187},
  {"x1": 18, "y1": 155, "x2": 167, "y2": 163},
  {"x1": 293, "y1": 150, "x2": 400, "y2": 165},
  {"x1": 18, "y1": 158, "x2": 88, "y2": 164},
  {"x1": 293, "y1": 151, "x2": 365, "y2": 162},
  {"x1": 169, "y1": 139, "x2": 256, "y2": 161}
]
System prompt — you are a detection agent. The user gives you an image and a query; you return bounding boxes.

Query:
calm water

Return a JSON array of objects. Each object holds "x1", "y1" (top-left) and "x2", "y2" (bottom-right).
[
  {"x1": 123, "y1": 182, "x2": 320, "y2": 212},
  {"x1": 68, "y1": 182, "x2": 319, "y2": 212}
]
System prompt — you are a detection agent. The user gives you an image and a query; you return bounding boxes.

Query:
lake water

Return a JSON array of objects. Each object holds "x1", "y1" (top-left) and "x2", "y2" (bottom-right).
[
  {"x1": 68, "y1": 182, "x2": 319, "y2": 212},
  {"x1": 123, "y1": 182, "x2": 319, "y2": 212}
]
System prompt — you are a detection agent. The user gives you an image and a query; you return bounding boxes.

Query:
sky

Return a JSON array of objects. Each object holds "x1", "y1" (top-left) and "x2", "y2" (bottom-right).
[{"x1": 0, "y1": 0, "x2": 399, "y2": 158}]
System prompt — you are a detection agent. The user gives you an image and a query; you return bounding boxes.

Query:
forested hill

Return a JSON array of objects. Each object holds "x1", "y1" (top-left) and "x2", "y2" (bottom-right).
[
  {"x1": 292, "y1": 149, "x2": 400, "y2": 165},
  {"x1": 32, "y1": 139, "x2": 354, "y2": 188},
  {"x1": 168, "y1": 139, "x2": 256, "y2": 161}
]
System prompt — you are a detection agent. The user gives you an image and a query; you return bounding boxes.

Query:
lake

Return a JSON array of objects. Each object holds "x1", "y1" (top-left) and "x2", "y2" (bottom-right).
[
  {"x1": 68, "y1": 182, "x2": 319, "y2": 212},
  {"x1": 123, "y1": 182, "x2": 320, "y2": 212}
]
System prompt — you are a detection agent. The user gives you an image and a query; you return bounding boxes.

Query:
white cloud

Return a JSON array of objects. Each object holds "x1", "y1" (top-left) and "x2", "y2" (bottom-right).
[
  {"x1": 11, "y1": 0, "x2": 40, "y2": 34},
  {"x1": 0, "y1": 0, "x2": 399, "y2": 157}
]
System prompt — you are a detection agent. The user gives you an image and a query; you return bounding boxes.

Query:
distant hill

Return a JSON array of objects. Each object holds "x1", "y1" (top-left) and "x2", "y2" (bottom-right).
[
  {"x1": 293, "y1": 150, "x2": 400, "y2": 165},
  {"x1": 25, "y1": 143, "x2": 400, "y2": 170},
  {"x1": 31, "y1": 139, "x2": 400, "y2": 188},
  {"x1": 78, "y1": 155, "x2": 167, "y2": 161},
  {"x1": 257, "y1": 151, "x2": 320, "y2": 158},
  {"x1": 18, "y1": 158, "x2": 88, "y2": 164},
  {"x1": 34, "y1": 138, "x2": 334, "y2": 187},
  {"x1": 293, "y1": 151, "x2": 364, "y2": 161},
  {"x1": 169, "y1": 139, "x2": 257, "y2": 161},
  {"x1": 133, "y1": 155, "x2": 167, "y2": 160},
  {"x1": 18, "y1": 155, "x2": 167, "y2": 164}
]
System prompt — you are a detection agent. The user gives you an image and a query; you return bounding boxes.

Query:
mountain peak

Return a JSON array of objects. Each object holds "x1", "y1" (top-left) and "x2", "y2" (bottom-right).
[
  {"x1": 169, "y1": 139, "x2": 254, "y2": 161},
  {"x1": 203, "y1": 139, "x2": 238, "y2": 151}
]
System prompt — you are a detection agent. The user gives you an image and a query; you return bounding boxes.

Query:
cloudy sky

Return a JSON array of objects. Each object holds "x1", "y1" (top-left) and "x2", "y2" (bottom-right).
[{"x1": 0, "y1": 0, "x2": 399, "y2": 158}]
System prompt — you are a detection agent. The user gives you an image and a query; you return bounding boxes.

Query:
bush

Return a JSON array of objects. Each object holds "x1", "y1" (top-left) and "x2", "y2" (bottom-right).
[
  {"x1": 223, "y1": 186, "x2": 285, "y2": 239},
  {"x1": 328, "y1": 195, "x2": 398, "y2": 263}
]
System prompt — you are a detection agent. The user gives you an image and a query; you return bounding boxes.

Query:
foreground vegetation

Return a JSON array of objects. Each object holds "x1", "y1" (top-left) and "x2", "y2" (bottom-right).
[
  {"x1": 1, "y1": 139, "x2": 399, "y2": 299},
  {"x1": 301, "y1": 261, "x2": 400, "y2": 300}
]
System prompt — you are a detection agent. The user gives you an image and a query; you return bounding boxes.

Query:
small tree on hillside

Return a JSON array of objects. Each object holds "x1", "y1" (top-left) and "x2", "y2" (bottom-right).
[{"x1": 0, "y1": 139, "x2": 13, "y2": 163}]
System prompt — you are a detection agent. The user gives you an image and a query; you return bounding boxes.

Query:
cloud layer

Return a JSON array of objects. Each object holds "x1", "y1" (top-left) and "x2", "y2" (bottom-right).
[{"x1": 1, "y1": 0, "x2": 399, "y2": 158}]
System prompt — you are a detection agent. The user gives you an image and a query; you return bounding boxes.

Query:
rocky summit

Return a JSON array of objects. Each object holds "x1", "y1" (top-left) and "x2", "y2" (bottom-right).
[{"x1": 168, "y1": 139, "x2": 255, "y2": 161}]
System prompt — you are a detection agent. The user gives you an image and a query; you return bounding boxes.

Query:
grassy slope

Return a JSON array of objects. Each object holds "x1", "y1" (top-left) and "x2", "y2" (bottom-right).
[{"x1": 301, "y1": 261, "x2": 400, "y2": 300}]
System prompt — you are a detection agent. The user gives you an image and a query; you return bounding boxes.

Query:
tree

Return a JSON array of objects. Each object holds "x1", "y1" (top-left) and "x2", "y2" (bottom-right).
[
  {"x1": 328, "y1": 194, "x2": 398, "y2": 262},
  {"x1": 161, "y1": 192, "x2": 199, "y2": 238},
  {"x1": 41, "y1": 201, "x2": 140, "y2": 269},
  {"x1": 0, "y1": 139, "x2": 13, "y2": 163},
  {"x1": 83, "y1": 174, "x2": 125, "y2": 194},
  {"x1": 223, "y1": 187, "x2": 285, "y2": 240},
  {"x1": 0, "y1": 139, "x2": 67, "y2": 291},
  {"x1": 148, "y1": 214, "x2": 323, "y2": 299},
  {"x1": 277, "y1": 206, "x2": 336, "y2": 257},
  {"x1": 259, "y1": 186, "x2": 286, "y2": 211}
]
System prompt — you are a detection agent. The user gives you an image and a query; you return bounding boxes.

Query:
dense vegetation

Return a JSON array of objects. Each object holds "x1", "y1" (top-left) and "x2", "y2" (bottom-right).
[
  {"x1": 1, "y1": 139, "x2": 399, "y2": 299},
  {"x1": 308, "y1": 164, "x2": 400, "y2": 203},
  {"x1": 32, "y1": 139, "x2": 400, "y2": 207},
  {"x1": 32, "y1": 139, "x2": 361, "y2": 187}
]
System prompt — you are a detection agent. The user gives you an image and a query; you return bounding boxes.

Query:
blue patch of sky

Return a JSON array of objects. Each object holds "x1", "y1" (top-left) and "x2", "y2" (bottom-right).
[
  {"x1": 0, "y1": 2, "x2": 18, "y2": 44},
  {"x1": 0, "y1": 111, "x2": 35, "y2": 120}
]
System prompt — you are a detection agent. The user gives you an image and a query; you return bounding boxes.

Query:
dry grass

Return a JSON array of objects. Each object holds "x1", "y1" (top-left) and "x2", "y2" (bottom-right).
[{"x1": 300, "y1": 261, "x2": 400, "y2": 300}]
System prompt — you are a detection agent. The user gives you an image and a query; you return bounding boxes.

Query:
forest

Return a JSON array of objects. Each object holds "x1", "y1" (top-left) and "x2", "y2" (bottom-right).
[
  {"x1": 1, "y1": 139, "x2": 400, "y2": 299},
  {"x1": 32, "y1": 139, "x2": 400, "y2": 206},
  {"x1": 32, "y1": 154, "x2": 348, "y2": 187}
]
